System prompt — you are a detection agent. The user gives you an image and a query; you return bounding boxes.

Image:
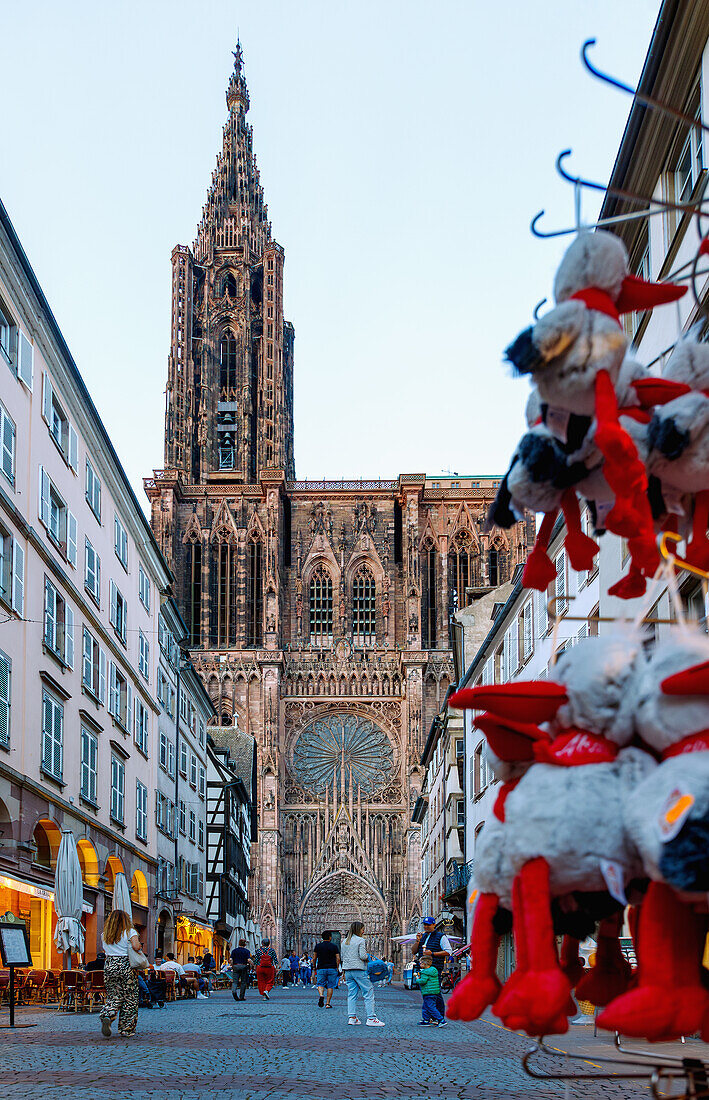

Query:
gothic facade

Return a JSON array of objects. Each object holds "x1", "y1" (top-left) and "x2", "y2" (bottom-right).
[{"x1": 145, "y1": 47, "x2": 528, "y2": 960}]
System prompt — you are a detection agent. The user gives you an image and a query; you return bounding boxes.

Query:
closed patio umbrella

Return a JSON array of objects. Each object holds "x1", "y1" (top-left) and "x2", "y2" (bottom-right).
[
  {"x1": 112, "y1": 871, "x2": 133, "y2": 916},
  {"x1": 54, "y1": 830, "x2": 85, "y2": 967}
]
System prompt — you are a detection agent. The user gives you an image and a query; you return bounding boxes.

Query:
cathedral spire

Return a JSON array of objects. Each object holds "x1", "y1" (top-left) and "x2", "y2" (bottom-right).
[{"x1": 227, "y1": 39, "x2": 250, "y2": 113}]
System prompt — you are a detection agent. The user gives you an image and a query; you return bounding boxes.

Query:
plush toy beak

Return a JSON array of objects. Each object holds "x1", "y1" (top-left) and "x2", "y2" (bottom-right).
[
  {"x1": 449, "y1": 681, "x2": 567, "y2": 722},
  {"x1": 615, "y1": 273, "x2": 686, "y2": 314},
  {"x1": 631, "y1": 377, "x2": 692, "y2": 408},
  {"x1": 661, "y1": 659, "x2": 709, "y2": 696},
  {"x1": 474, "y1": 712, "x2": 550, "y2": 762}
]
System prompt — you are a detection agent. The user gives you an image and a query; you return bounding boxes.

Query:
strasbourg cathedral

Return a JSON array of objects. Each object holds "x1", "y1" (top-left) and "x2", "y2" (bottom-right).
[{"x1": 144, "y1": 46, "x2": 528, "y2": 962}]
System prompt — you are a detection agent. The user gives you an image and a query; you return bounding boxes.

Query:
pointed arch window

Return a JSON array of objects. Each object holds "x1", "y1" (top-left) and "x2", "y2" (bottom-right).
[
  {"x1": 449, "y1": 529, "x2": 476, "y2": 614},
  {"x1": 247, "y1": 537, "x2": 263, "y2": 648},
  {"x1": 186, "y1": 538, "x2": 202, "y2": 648},
  {"x1": 352, "y1": 564, "x2": 376, "y2": 645},
  {"x1": 489, "y1": 544, "x2": 507, "y2": 587},
  {"x1": 219, "y1": 332, "x2": 237, "y2": 398},
  {"x1": 221, "y1": 272, "x2": 238, "y2": 299},
  {"x1": 421, "y1": 539, "x2": 437, "y2": 650},
  {"x1": 215, "y1": 537, "x2": 237, "y2": 649},
  {"x1": 309, "y1": 564, "x2": 333, "y2": 645}
]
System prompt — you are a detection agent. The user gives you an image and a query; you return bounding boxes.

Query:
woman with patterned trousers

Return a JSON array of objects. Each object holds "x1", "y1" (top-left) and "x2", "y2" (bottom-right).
[{"x1": 99, "y1": 910, "x2": 141, "y2": 1038}]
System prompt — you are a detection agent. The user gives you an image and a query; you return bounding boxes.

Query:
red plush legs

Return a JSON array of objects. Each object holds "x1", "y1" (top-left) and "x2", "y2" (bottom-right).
[
  {"x1": 594, "y1": 369, "x2": 659, "y2": 580},
  {"x1": 560, "y1": 491, "x2": 598, "y2": 573},
  {"x1": 494, "y1": 858, "x2": 572, "y2": 1036},
  {"x1": 560, "y1": 935, "x2": 585, "y2": 988},
  {"x1": 684, "y1": 490, "x2": 709, "y2": 572},
  {"x1": 447, "y1": 893, "x2": 501, "y2": 1021},
  {"x1": 576, "y1": 914, "x2": 631, "y2": 1007},
  {"x1": 597, "y1": 883, "x2": 708, "y2": 1041},
  {"x1": 522, "y1": 510, "x2": 558, "y2": 592}
]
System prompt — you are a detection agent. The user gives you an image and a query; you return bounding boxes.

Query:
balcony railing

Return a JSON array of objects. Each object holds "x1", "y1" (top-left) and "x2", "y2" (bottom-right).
[{"x1": 445, "y1": 859, "x2": 474, "y2": 896}]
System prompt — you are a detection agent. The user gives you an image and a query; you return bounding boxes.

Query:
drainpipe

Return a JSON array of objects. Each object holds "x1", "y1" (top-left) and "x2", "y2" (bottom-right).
[
  {"x1": 441, "y1": 717, "x2": 447, "y2": 915},
  {"x1": 174, "y1": 658, "x2": 182, "y2": 892}
]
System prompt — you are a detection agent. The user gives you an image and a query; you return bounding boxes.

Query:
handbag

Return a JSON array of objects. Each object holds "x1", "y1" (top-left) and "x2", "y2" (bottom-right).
[{"x1": 127, "y1": 940, "x2": 149, "y2": 970}]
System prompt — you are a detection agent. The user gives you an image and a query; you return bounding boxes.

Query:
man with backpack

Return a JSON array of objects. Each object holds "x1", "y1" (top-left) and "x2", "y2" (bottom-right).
[{"x1": 413, "y1": 918, "x2": 451, "y2": 1019}]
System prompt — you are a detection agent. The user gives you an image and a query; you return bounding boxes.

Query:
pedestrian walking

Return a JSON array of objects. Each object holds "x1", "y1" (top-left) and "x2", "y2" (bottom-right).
[
  {"x1": 289, "y1": 952, "x2": 300, "y2": 984},
  {"x1": 311, "y1": 930, "x2": 340, "y2": 1009},
  {"x1": 341, "y1": 921, "x2": 384, "y2": 1027},
  {"x1": 254, "y1": 938, "x2": 278, "y2": 1000},
  {"x1": 299, "y1": 953, "x2": 311, "y2": 986},
  {"x1": 98, "y1": 910, "x2": 142, "y2": 1038},
  {"x1": 280, "y1": 956, "x2": 292, "y2": 986},
  {"x1": 231, "y1": 938, "x2": 251, "y2": 1002},
  {"x1": 413, "y1": 918, "x2": 451, "y2": 1019},
  {"x1": 414, "y1": 950, "x2": 445, "y2": 1026}
]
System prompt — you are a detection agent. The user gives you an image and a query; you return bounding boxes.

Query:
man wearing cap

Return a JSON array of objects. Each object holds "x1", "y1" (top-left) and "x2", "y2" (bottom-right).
[{"x1": 413, "y1": 918, "x2": 451, "y2": 1019}]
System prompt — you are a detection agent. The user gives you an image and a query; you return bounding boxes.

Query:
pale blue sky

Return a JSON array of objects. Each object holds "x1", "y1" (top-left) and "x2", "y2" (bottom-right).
[{"x1": 2, "y1": 0, "x2": 659, "y2": 500}]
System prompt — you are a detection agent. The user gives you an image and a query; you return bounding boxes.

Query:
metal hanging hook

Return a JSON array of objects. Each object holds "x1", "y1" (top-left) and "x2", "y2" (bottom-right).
[
  {"x1": 531, "y1": 203, "x2": 676, "y2": 240},
  {"x1": 556, "y1": 149, "x2": 709, "y2": 217},
  {"x1": 582, "y1": 39, "x2": 709, "y2": 137},
  {"x1": 532, "y1": 298, "x2": 547, "y2": 321},
  {"x1": 521, "y1": 1037, "x2": 661, "y2": 1083}
]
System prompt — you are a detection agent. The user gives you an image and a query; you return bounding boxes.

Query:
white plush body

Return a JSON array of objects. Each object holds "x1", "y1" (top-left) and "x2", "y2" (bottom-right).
[
  {"x1": 625, "y1": 633, "x2": 709, "y2": 891},
  {"x1": 626, "y1": 754, "x2": 709, "y2": 884},
  {"x1": 507, "y1": 232, "x2": 631, "y2": 416},
  {"x1": 532, "y1": 303, "x2": 627, "y2": 416},
  {"x1": 501, "y1": 748, "x2": 654, "y2": 895},
  {"x1": 632, "y1": 633, "x2": 709, "y2": 756},
  {"x1": 647, "y1": 391, "x2": 709, "y2": 490},
  {"x1": 474, "y1": 634, "x2": 653, "y2": 904}
]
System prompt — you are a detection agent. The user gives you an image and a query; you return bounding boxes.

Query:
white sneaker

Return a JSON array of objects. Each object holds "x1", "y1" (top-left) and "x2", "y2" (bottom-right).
[
  {"x1": 366, "y1": 1017, "x2": 385, "y2": 1026},
  {"x1": 348, "y1": 1016, "x2": 361, "y2": 1025},
  {"x1": 197, "y1": 993, "x2": 208, "y2": 999}
]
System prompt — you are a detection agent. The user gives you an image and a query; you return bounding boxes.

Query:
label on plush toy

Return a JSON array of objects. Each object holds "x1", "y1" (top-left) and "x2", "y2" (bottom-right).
[
  {"x1": 656, "y1": 787, "x2": 695, "y2": 843},
  {"x1": 545, "y1": 405, "x2": 571, "y2": 444},
  {"x1": 600, "y1": 859, "x2": 627, "y2": 906}
]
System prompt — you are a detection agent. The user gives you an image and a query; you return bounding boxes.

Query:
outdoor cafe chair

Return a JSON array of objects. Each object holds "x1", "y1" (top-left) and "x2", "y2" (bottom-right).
[
  {"x1": 163, "y1": 969, "x2": 177, "y2": 1002},
  {"x1": 85, "y1": 970, "x2": 105, "y2": 1013},
  {"x1": 25, "y1": 969, "x2": 49, "y2": 1003},
  {"x1": 59, "y1": 970, "x2": 86, "y2": 1012}
]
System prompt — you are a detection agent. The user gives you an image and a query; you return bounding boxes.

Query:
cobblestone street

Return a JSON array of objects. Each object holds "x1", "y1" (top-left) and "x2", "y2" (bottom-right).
[{"x1": 1, "y1": 983, "x2": 693, "y2": 1099}]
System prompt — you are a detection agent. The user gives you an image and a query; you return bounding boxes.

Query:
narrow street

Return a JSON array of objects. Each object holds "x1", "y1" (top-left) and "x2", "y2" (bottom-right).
[{"x1": 1, "y1": 983, "x2": 673, "y2": 1099}]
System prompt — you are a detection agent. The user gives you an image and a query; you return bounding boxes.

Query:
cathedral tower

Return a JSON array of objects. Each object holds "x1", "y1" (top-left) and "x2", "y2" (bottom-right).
[{"x1": 164, "y1": 44, "x2": 294, "y2": 483}]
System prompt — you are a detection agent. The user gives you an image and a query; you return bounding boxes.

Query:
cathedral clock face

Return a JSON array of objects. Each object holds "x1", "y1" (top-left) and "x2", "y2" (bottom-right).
[{"x1": 291, "y1": 714, "x2": 394, "y2": 798}]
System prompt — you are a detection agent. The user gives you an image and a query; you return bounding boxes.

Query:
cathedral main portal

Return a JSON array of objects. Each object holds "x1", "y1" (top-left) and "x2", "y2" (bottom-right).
[{"x1": 300, "y1": 871, "x2": 387, "y2": 957}]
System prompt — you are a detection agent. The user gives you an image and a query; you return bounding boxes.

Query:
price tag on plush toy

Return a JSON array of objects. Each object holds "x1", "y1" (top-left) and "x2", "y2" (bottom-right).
[
  {"x1": 600, "y1": 859, "x2": 627, "y2": 906},
  {"x1": 657, "y1": 788, "x2": 694, "y2": 842},
  {"x1": 545, "y1": 406, "x2": 571, "y2": 443}
]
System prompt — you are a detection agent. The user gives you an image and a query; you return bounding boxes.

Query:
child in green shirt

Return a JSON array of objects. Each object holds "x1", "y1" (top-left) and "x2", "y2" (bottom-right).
[{"x1": 414, "y1": 950, "x2": 445, "y2": 1026}]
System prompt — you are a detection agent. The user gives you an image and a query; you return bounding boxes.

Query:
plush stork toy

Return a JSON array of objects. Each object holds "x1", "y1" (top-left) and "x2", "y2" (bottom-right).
[
  {"x1": 637, "y1": 331, "x2": 709, "y2": 571},
  {"x1": 505, "y1": 231, "x2": 685, "y2": 591},
  {"x1": 598, "y1": 632, "x2": 709, "y2": 1041},
  {"x1": 491, "y1": 358, "x2": 656, "y2": 595},
  {"x1": 446, "y1": 634, "x2": 654, "y2": 1036}
]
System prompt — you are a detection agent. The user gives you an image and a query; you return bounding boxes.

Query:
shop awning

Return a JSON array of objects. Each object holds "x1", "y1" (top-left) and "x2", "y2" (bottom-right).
[{"x1": 0, "y1": 872, "x2": 93, "y2": 914}]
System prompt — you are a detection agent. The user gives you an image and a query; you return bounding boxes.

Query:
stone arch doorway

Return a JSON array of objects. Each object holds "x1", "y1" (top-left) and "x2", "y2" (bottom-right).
[
  {"x1": 300, "y1": 872, "x2": 387, "y2": 957},
  {"x1": 157, "y1": 908, "x2": 174, "y2": 956}
]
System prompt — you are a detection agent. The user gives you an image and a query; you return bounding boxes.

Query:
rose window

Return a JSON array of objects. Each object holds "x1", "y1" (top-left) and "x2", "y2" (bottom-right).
[{"x1": 291, "y1": 714, "x2": 393, "y2": 797}]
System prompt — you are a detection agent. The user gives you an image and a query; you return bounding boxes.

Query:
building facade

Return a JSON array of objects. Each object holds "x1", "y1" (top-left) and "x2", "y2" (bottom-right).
[
  {"x1": 154, "y1": 597, "x2": 214, "y2": 960},
  {"x1": 0, "y1": 199, "x2": 173, "y2": 964},
  {"x1": 596, "y1": 0, "x2": 709, "y2": 629},
  {"x1": 206, "y1": 726, "x2": 257, "y2": 959},
  {"x1": 144, "y1": 48, "x2": 529, "y2": 960}
]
